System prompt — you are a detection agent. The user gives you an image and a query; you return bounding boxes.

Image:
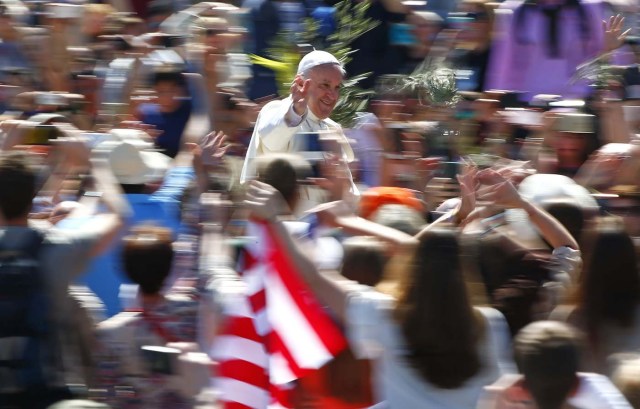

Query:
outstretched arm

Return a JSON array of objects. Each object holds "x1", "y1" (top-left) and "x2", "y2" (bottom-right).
[
  {"x1": 309, "y1": 200, "x2": 417, "y2": 252},
  {"x1": 476, "y1": 169, "x2": 579, "y2": 250},
  {"x1": 245, "y1": 181, "x2": 363, "y2": 324}
]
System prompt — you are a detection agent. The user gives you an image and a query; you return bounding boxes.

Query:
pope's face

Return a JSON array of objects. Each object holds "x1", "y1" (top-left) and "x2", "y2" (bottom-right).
[{"x1": 305, "y1": 64, "x2": 343, "y2": 120}]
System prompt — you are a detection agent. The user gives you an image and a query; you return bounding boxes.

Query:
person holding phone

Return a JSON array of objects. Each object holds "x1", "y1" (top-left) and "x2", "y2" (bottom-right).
[{"x1": 240, "y1": 50, "x2": 359, "y2": 205}]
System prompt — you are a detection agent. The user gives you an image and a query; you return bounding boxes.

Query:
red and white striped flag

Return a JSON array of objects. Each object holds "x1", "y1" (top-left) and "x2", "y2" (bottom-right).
[{"x1": 212, "y1": 221, "x2": 348, "y2": 408}]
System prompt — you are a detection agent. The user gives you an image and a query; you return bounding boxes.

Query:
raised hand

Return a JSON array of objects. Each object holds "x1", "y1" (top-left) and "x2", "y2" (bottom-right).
[
  {"x1": 476, "y1": 169, "x2": 526, "y2": 209},
  {"x1": 244, "y1": 180, "x2": 289, "y2": 222},
  {"x1": 603, "y1": 14, "x2": 630, "y2": 53},
  {"x1": 187, "y1": 130, "x2": 230, "y2": 180},
  {"x1": 199, "y1": 130, "x2": 229, "y2": 167},
  {"x1": 290, "y1": 75, "x2": 310, "y2": 116},
  {"x1": 456, "y1": 163, "x2": 478, "y2": 222},
  {"x1": 53, "y1": 133, "x2": 92, "y2": 169}
]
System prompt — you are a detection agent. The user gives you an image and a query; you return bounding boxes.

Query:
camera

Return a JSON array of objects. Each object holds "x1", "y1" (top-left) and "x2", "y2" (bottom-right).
[
  {"x1": 294, "y1": 131, "x2": 327, "y2": 178},
  {"x1": 23, "y1": 124, "x2": 60, "y2": 145},
  {"x1": 141, "y1": 345, "x2": 180, "y2": 375}
]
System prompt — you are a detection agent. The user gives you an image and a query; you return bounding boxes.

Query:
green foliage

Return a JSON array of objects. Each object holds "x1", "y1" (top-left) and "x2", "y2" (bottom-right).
[
  {"x1": 571, "y1": 52, "x2": 624, "y2": 89},
  {"x1": 402, "y1": 59, "x2": 461, "y2": 107},
  {"x1": 331, "y1": 73, "x2": 374, "y2": 127},
  {"x1": 262, "y1": 0, "x2": 379, "y2": 127}
]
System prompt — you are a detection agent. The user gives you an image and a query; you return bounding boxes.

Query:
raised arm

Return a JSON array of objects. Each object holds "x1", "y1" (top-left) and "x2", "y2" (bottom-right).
[
  {"x1": 245, "y1": 181, "x2": 362, "y2": 323},
  {"x1": 477, "y1": 170, "x2": 579, "y2": 250},
  {"x1": 309, "y1": 200, "x2": 417, "y2": 251},
  {"x1": 54, "y1": 131, "x2": 132, "y2": 257}
]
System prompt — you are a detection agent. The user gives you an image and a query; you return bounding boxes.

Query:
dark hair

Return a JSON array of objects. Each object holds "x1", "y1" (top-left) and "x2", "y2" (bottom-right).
[
  {"x1": 578, "y1": 222, "x2": 639, "y2": 350},
  {"x1": 121, "y1": 184, "x2": 146, "y2": 194},
  {"x1": 152, "y1": 69, "x2": 186, "y2": 89},
  {"x1": 514, "y1": 0, "x2": 592, "y2": 58},
  {"x1": 514, "y1": 321, "x2": 581, "y2": 409},
  {"x1": 146, "y1": 0, "x2": 172, "y2": 18},
  {"x1": 122, "y1": 225, "x2": 174, "y2": 295},
  {"x1": 341, "y1": 237, "x2": 387, "y2": 287},
  {"x1": 256, "y1": 155, "x2": 311, "y2": 211},
  {"x1": 0, "y1": 151, "x2": 37, "y2": 220},
  {"x1": 394, "y1": 228, "x2": 481, "y2": 388},
  {"x1": 543, "y1": 199, "x2": 587, "y2": 246},
  {"x1": 478, "y1": 232, "x2": 551, "y2": 335}
]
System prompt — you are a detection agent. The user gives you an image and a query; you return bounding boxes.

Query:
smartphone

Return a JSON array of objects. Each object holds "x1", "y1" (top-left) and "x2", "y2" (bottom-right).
[
  {"x1": 36, "y1": 92, "x2": 67, "y2": 106},
  {"x1": 23, "y1": 125, "x2": 59, "y2": 145},
  {"x1": 464, "y1": 153, "x2": 501, "y2": 170},
  {"x1": 447, "y1": 14, "x2": 474, "y2": 30},
  {"x1": 386, "y1": 122, "x2": 409, "y2": 153},
  {"x1": 389, "y1": 23, "x2": 418, "y2": 46},
  {"x1": 294, "y1": 132, "x2": 325, "y2": 177},
  {"x1": 435, "y1": 161, "x2": 460, "y2": 179},
  {"x1": 46, "y1": 3, "x2": 83, "y2": 19},
  {"x1": 502, "y1": 108, "x2": 542, "y2": 127},
  {"x1": 160, "y1": 35, "x2": 187, "y2": 48},
  {"x1": 499, "y1": 92, "x2": 525, "y2": 109},
  {"x1": 141, "y1": 345, "x2": 180, "y2": 375}
]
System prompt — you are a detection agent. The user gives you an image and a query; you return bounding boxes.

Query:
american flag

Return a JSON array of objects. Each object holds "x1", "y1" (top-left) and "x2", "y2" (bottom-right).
[{"x1": 211, "y1": 221, "x2": 348, "y2": 408}]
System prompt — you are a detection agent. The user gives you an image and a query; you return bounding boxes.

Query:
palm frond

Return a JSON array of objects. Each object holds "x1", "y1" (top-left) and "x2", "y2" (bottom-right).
[{"x1": 402, "y1": 59, "x2": 461, "y2": 107}]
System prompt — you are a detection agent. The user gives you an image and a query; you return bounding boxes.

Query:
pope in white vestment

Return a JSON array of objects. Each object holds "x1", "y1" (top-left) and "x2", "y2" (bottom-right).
[{"x1": 240, "y1": 50, "x2": 358, "y2": 199}]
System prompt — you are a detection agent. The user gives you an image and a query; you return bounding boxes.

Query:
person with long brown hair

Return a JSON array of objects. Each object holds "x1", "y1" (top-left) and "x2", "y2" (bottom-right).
[{"x1": 551, "y1": 217, "x2": 640, "y2": 375}]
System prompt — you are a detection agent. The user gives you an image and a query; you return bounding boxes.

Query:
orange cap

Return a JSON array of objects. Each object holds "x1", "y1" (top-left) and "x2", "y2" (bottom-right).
[{"x1": 359, "y1": 186, "x2": 424, "y2": 219}]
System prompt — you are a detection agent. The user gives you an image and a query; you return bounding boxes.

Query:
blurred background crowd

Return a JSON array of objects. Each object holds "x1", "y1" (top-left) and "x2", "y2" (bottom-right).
[{"x1": 0, "y1": 0, "x2": 640, "y2": 408}]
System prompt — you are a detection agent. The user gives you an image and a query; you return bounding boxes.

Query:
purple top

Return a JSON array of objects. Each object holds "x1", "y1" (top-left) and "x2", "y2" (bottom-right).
[{"x1": 485, "y1": 0, "x2": 607, "y2": 101}]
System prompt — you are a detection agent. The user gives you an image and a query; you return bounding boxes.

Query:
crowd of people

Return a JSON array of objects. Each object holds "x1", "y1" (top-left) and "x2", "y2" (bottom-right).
[{"x1": 0, "y1": 0, "x2": 639, "y2": 408}]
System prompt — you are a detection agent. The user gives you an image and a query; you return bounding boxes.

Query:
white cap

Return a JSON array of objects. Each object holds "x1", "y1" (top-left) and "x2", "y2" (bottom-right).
[
  {"x1": 95, "y1": 141, "x2": 170, "y2": 185},
  {"x1": 297, "y1": 50, "x2": 341, "y2": 75}
]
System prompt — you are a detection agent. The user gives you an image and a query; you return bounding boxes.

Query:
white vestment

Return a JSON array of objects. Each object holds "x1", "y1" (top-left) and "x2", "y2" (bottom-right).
[{"x1": 240, "y1": 96, "x2": 356, "y2": 187}]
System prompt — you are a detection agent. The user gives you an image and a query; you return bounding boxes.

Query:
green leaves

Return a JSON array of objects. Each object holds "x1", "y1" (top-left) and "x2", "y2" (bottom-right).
[
  {"x1": 402, "y1": 59, "x2": 461, "y2": 107},
  {"x1": 571, "y1": 52, "x2": 623, "y2": 89}
]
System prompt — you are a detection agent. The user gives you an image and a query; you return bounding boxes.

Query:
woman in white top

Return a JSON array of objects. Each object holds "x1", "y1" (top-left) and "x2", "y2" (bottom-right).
[{"x1": 344, "y1": 227, "x2": 513, "y2": 408}]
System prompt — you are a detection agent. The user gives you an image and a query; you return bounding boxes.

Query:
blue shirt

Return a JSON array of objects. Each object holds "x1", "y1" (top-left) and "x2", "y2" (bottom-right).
[
  {"x1": 138, "y1": 100, "x2": 192, "y2": 158},
  {"x1": 58, "y1": 167, "x2": 195, "y2": 317}
]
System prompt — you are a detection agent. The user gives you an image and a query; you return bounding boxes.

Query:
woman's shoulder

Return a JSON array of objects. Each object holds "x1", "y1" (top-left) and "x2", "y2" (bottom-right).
[
  {"x1": 347, "y1": 285, "x2": 395, "y2": 313},
  {"x1": 473, "y1": 306, "x2": 511, "y2": 340},
  {"x1": 474, "y1": 306, "x2": 507, "y2": 323},
  {"x1": 549, "y1": 304, "x2": 581, "y2": 325}
]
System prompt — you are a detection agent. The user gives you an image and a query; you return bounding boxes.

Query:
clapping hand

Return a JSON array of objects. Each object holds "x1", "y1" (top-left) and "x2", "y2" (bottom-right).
[{"x1": 476, "y1": 169, "x2": 526, "y2": 209}]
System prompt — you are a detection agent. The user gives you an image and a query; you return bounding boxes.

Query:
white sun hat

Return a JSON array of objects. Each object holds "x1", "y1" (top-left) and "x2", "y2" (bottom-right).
[
  {"x1": 504, "y1": 173, "x2": 600, "y2": 248},
  {"x1": 109, "y1": 128, "x2": 155, "y2": 150},
  {"x1": 95, "y1": 140, "x2": 170, "y2": 185},
  {"x1": 297, "y1": 50, "x2": 342, "y2": 75}
]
